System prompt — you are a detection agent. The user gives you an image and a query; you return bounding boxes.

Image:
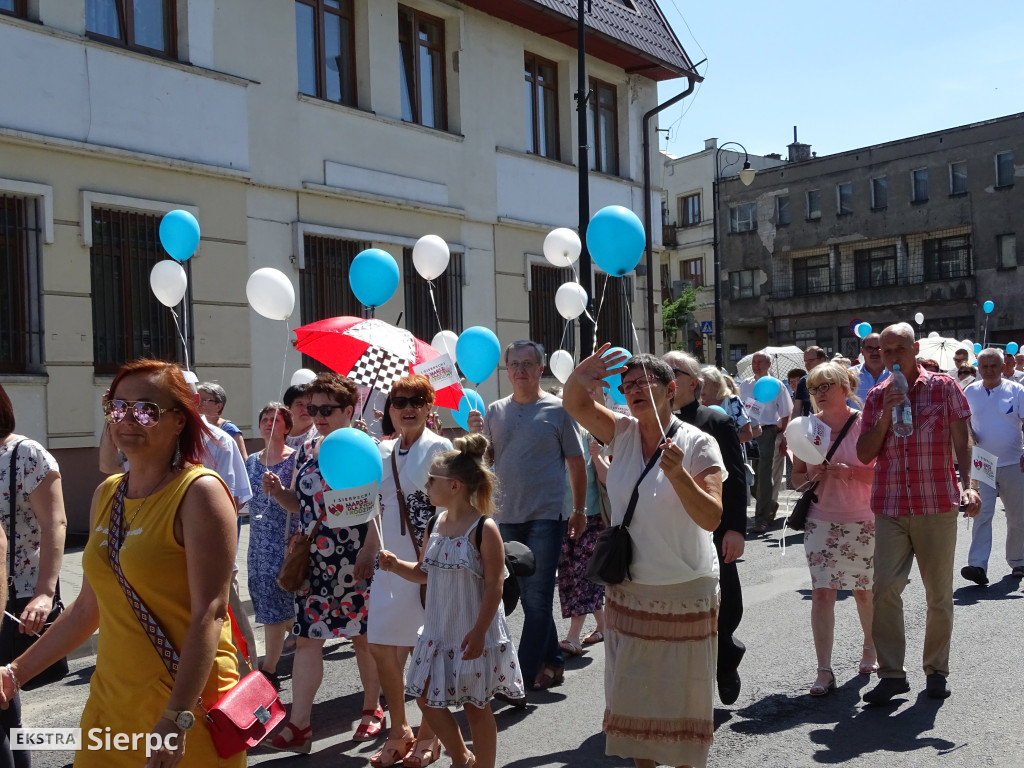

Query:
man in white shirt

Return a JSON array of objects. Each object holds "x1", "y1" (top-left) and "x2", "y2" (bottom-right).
[
  {"x1": 1002, "y1": 353, "x2": 1024, "y2": 383},
  {"x1": 961, "y1": 348, "x2": 1024, "y2": 584},
  {"x1": 739, "y1": 351, "x2": 793, "y2": 535}
]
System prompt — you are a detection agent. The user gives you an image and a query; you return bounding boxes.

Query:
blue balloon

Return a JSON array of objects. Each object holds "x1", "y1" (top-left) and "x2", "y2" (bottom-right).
[
  {"x1": 709, "y1": 404, "x2": 727, "y2": 415},
  {"x1": 349, "y1": 249, "x2": 399, "y2": 307},
  {"x1": 983, "y1": 300, "x2": 994, "y2": 314},
  {"x1": 1008, "y1": 342, "x2": 1020, "y2": 355},
  {"x1": 753, "y1": 376, "x2": 782, "y2": 403},
  {"x1": 586, "y1": 206, "x2": 646, "y2": 277},
  {"x1": 974, "y1": 342, "x2": 983, "y2": 354},
  {"x1": 855, "y1": 322, "x2": 872, "y2": 339},
  {"x1": 456, "y1": 326, "x2": 500, "y2": 384},
  {"x1": 452, "y1": 389, "x2": 486, "y2": 431},
  {"x1": 159, "y1": 210, "x2": 200, "y2": 262},
  {"x1": 602, "y1": 346, "x2": 632, "y2": 405},
  {"x1": 318, "y1": 427, "x2": 383, "y2": 491}
]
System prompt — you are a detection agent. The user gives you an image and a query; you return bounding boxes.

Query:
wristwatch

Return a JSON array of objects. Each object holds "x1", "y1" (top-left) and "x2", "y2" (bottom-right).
[{"x1": 161, "y1": 709, "x2": 196, "y2": 731}]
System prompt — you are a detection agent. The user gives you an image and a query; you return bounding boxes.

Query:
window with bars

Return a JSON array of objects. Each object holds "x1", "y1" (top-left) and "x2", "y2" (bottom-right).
[
  {"x1": 299, "y1": 234, "x2": 366, "y2": 368},
  {"x1": 0, "y1": 195, "x2": 44, "y2": 373},
  {"x1": 854, "y1": 245, "x2": 896, "y2": 289},
  {"x1": 0, "y1": 0, "x2": 27, "y2": 19},
  {"x1": 402, "y1": 248, "x2": 463, "y2": 341},
  {"x1": 90, "y1": 208, "x2": 193, "y2": 374},
  {"x1": 524, "y1": 53, "x2": 559, "y2": 160},
  {"x1": 295, "y1": 0, "x2": 356, "y2": 105},
  {"x1": 590, "y1": 79, "x2": 618, "y2": 175},
  {"x1": 399, "y1": 5, "x2": 447, "y2": 130},
  {"x1": 678, "y1": 192, "x2": 701, "y2": 227},
  {"x1": 529, "y1": 263, "x2": 574, "y2": 358},
  {"x1": 923, "y1": 234, "x2": 971, "y2": 280},
  {"x1": 86, "y1": 0, "x2": 177, "y2": 57},
  {"x1": 793, "y1": 254, "x2": 831, "y2": 296},
  {"x1": 595, "y1": 273, "x2": 633, "y2": 351}
]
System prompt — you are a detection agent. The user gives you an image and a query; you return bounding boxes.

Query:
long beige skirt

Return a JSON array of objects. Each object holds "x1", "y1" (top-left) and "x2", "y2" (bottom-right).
[{"x1": 604, "y1": 577, "x2": 719, "y2": 768}]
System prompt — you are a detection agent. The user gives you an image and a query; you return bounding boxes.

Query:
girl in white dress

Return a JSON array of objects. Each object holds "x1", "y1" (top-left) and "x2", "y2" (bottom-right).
[{"x1": 378, "y1": 434, "x2": 524, "y2": 768}]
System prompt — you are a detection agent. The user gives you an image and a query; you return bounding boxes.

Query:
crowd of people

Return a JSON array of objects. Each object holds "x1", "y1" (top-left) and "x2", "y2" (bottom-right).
[{"x1": 0, "y1": 319, "x2": 1021, "y2": 767}]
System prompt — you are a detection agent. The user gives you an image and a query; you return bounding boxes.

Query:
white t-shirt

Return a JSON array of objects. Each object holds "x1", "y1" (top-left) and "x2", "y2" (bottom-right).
[
  {"x1": 738, "y1": 376, "x2": 793, "y2": 427},
  {"x1": 964, "y1": 378, "x2": 1024, "y2": 467},
  {"x1": 605, "y1": 416, "x2": 723, "y2": 586}
]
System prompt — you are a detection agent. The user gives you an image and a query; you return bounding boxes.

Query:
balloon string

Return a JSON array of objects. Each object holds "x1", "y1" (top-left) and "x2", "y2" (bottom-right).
[
  {"x1": 170, "y1": 308, "x2": 190, "y2": 372},
  {"x1": 269, "y1": 319, "x2": 292, "y2": 446},
  {"x1": 559, "y1": 318, "x2": 571, "y2": 352},
  {"x1": 182, "y1": 287, "x2": 191, "y2": 372},
  {"x1": 620, "y1": 277, "x2": 666, "y2": 444},
  {"x1": 373, "y1": 510, "x2": 384, "y2": 551}
]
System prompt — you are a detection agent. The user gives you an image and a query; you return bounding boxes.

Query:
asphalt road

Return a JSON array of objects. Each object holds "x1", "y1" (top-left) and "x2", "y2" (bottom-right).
[{"x1": 17, "y1": 491, "x2": 1024, "y2": 767}]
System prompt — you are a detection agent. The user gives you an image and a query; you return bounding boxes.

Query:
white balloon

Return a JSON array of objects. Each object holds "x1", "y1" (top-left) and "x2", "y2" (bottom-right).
[
  {"x1": 412, "y1": 235, "x2": 450, "y2": 280},
  {"x1": 150, "y1": 260, "x2": 188, "y2": 308},
  {"x1": 554, "y1": 282, "x2": 588, "y2": 320},
  {"x1": 785, "y1": 416, "x2": 828, "y2": 465},
  {"x1": 914, "y1": 312, "x2": 924, "y2": 325},
  {"x1": 928, "y1": 331, "x2": 940, "y2": 339},
  {"x1": 549, "y1": 350, "x2": 575, "y2": 383},
  {"x1": 431, "y1": 330, "x2": 460, "y2": 364},
  {"x1": 543, "y1": 228, "x2": 581, "y2": 267},
  {"x1": 290, "y1": 368, "x2": 316, "y2": 386},
  {"x1": 246, "y1": 268, "x2": 295, "y2": 320}
]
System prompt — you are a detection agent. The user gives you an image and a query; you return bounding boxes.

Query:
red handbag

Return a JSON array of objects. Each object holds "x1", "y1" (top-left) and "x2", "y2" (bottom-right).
[{"x1": 106, "y1": 475, "x2": 285, "y2": 758}]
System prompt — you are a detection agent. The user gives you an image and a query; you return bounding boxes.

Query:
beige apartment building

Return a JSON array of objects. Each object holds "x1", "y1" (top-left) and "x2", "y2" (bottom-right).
[{"x1": 0, "y1": 0, "x2": 696, "y2": 529}]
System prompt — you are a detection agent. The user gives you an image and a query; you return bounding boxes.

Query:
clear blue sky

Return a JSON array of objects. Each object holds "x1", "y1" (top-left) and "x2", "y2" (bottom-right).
[{"x1": 656, "y1": 0, "x2": 1024, "y2": 159}]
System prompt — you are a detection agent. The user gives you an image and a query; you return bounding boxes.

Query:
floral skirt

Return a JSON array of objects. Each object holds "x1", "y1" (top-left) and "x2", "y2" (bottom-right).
[
  {"x1": 557, "y1": 515, "x2": 606, "y2": 618},
  {"x1": 803, "y1": 517, "x2": 875, "y2": 591}
]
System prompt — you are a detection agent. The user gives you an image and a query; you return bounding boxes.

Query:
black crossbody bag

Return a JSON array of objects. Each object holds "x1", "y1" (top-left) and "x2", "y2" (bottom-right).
[{"x1": 586, "y1": 418, "x2": 682, "y2": 586}]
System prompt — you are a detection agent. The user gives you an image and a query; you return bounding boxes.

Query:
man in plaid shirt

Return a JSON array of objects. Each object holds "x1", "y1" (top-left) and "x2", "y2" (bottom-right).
[{"x1": 856, "y1": 322, "x2": 981, "y2": 703}]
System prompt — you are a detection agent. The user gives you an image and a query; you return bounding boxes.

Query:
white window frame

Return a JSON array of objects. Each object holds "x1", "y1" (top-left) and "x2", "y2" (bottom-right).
[
  {"x1": 0, "y1": 179, "x2": 54, "y2": 244},
  {"x1": 80, "y1": 192, "x2": 198, "y2": 249},
  {"x1": 728, "y1": 202, "x2": 757, "y2": 233}
]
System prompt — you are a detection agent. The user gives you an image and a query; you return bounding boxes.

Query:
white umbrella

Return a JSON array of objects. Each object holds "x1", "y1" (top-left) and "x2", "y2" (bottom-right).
[
  {"x1": 916, "y1": 336, "x2": 974, "y2": 371},
  {"x1": 735, "y1": 345, "x2": 805, "y2": 381}
]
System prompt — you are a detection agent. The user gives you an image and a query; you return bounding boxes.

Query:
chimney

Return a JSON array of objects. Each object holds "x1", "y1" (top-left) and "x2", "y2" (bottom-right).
[
  {"x1": 705, "y1": 138, "x2": 718, "y2": 151},
  {"x1": 788, "y1": 126, "x2": 811, "y2": 163}
]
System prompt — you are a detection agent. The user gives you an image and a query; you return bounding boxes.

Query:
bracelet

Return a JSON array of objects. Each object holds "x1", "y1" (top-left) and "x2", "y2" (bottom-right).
[
  {"x1": 6, "y1": 664, "x2": 20, "y2": 692},
  {"x1": 572, "y1": 508, "x2": 586, "y2": 515}
]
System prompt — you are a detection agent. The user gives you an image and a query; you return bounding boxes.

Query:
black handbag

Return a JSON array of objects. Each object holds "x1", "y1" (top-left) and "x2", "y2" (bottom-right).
[
  {"x1": 787, "y1": 413, "x2": 859, "y2": 532},
  {"x1": 586, "y1": 419, "x2": 682, "y2": 586},
  {"x1": 1, "y1": 440, "x2": 69, "y2": 690}
]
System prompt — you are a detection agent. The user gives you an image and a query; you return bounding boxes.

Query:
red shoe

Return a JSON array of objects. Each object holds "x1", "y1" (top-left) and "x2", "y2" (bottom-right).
[
  {"x1": 353, "y1": 706, "x2": 385, "y2": 741},
  {"x1": 267, "y1": 722, "x2": 312, "y2": 754}
]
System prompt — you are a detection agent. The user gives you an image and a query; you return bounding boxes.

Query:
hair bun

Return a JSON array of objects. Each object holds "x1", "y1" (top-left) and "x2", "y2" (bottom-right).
[{"x1": 453, "y1": 433, "x2": 489, "y2": 461}]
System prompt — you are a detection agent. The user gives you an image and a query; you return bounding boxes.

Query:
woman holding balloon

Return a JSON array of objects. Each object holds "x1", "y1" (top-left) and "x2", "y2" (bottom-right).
[
  {"x1": 789, "y1": 361, "x2": 877, "y2": 696},
  {"x1": 262, "y1": 373, "x2": 382, "y2": 752},
  {"x1": 366, "y1": 375, "x2": 451, "y2": 768}
]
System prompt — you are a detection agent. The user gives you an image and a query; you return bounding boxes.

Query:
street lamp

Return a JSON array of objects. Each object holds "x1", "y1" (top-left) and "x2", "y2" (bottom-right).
[{"x1": 712, "y1": 141, "x2": 756, "y2": 368}]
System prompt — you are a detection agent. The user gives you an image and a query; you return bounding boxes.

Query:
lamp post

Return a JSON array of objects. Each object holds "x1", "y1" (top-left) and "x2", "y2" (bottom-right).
[{"x1": 712, "y1": 141, "x2": 756, "y2": 368}]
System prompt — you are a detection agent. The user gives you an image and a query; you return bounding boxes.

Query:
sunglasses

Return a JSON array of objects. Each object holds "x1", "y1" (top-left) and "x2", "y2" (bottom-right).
[
  {"x1": 103, "y1": 400, "x2": 175, "y2": 427},
  {"x1": 306, "y1": 404, "x2": 344, "y2": 417},
  {"x1": 807, "y1": 383, "x2": 833, "y2": 396},
  {"x1": 391, "y1": 395, "x2": 427, "y2": 409},
  {"x1": 618, "y1": 375, "x2": 661, "y2": 395}
]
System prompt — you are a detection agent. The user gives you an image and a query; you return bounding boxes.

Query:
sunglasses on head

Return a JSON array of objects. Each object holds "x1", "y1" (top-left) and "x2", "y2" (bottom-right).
[
  {"x1": 103, "y1": 399, "x2": 175, "y2": 427},
  {"x1": 306, "y1": 404, "x2": 344, "y2": 417},
  {"x1": 391, "y1": 395, "x2": 428, "y2": 409}
]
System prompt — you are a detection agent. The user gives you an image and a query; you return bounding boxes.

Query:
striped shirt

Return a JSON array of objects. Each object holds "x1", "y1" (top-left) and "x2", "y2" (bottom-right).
[{"x1": 861, "y1": 368, "x2": 970, "y2": 516}]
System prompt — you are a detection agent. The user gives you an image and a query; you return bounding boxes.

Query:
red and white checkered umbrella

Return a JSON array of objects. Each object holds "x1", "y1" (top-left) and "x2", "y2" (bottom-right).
[{"x1": 292, "y1": 316, "x2": 464, "y2": 408}]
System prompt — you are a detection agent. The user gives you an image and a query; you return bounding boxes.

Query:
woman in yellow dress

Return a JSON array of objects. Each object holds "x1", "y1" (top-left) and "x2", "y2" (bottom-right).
[{"x1": 0, "y1": 359, "x2": 243, "y2": 767}]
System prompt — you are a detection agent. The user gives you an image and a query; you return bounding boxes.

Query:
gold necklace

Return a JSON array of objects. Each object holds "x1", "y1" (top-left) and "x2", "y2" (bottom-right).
[{"x1": 124, "y1": 469, "x2": 173, "y2": 531}]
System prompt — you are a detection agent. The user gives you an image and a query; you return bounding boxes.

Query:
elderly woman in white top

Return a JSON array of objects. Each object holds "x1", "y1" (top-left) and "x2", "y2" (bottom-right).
[{"x1": 563, "y1": 349, "x2": 724, "y2": 768}]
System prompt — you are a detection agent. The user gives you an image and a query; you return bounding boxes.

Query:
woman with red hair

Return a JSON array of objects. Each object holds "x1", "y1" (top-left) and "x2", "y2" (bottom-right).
[{"x1": 0, "y1": 360, "x2": 243, "y2": 767}]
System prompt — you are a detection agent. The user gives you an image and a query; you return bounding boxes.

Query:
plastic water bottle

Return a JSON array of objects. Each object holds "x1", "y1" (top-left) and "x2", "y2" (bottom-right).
[{"x1": 890, "y1": 364, "x2": 913, "y2": 437}]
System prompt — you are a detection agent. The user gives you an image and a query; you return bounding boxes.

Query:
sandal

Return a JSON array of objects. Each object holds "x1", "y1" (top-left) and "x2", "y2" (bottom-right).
[
  {"x1": 859, "y1": 645, "x2": 879, "y2": 676},
  {"x1": 558, "y1": 638, "x2": 583, "y2": 656},
  {"x1": 582, "y1": 630, "x2": 604, "y2": 645},
  {"x1": 370, "y1": 734, "x2": 416, "y2": 768},
  {"x1": 267, "y1": 721, "x2": 313, "y2": 754},
  {"x1": 353, "y1": 706, "x2": 386, "y2": 741},
  {"x1": 809, "y1": 667, "x2": 836, "y2": 697},
  {"x1": 532, "y1": 665, "x2": 565, "y2": 691},
  {"x1": 403, "y1": 736, "x2": 442, "y2": 767},
  {"x1": 451, "y1": 753, "x2": 476, "y2": 768}
]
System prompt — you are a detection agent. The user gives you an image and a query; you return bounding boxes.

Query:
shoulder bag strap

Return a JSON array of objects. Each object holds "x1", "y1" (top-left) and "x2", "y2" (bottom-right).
[
  {"x1": 390, "y1": 446, "x2": 419, "y2": 557},
  {"x1": 106, "y1": 475, "x2": 180, "y2": 677},
  {"x1": 621, "y1": 418, "x2": 683, "y2": 530},
  {"x1": 7, "y1": 441, "x2": 22, "y2": 601},
  {"x1": 824, "y1": 412, "x2": 860, "y2": 463}
]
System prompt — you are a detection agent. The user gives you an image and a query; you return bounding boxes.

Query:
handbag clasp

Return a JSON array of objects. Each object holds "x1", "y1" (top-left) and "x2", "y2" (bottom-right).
[{"x1": 254, "y1": 705, "x2": 271, "y2": 725}]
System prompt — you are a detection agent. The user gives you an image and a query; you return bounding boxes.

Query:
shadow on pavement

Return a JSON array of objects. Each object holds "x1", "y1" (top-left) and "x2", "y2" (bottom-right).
[
  {"x1": 953, "y1": 575, "x2": 1024, "y2": 605},
  {"x1": 503, "y1": 731, "x2": 624, "y2": 767}
]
